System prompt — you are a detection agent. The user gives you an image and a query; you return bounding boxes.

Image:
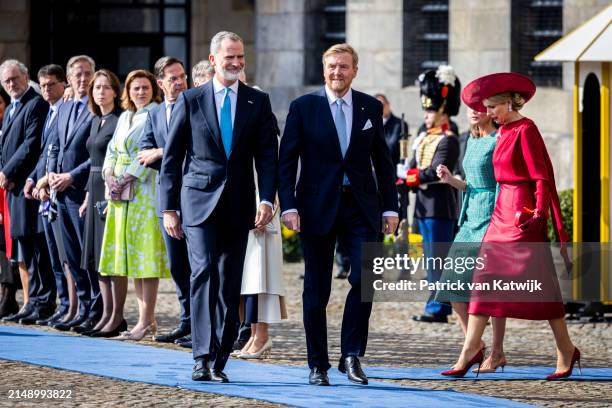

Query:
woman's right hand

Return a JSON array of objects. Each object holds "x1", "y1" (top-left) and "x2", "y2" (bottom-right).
[
  {"x1": 38, "y1": 188, "x2": 49, "y2": 201},
  {"x1": 79, "y1": 197, "x2": 88, "y2": 218},
  {"x1": 105, "y1": 176, "x2": 121, "y2": 201},
  {"x1": 253, "y1": 224, "x2": 266, "y2": 235},
  {"x1": 436, "y1": 164, "x2": 452, "y2": 183}
]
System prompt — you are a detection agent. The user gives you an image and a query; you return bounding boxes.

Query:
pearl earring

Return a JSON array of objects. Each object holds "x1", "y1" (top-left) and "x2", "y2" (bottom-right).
[{"x1": 508, "y1": 103, "x2": 513, "y2": 112}]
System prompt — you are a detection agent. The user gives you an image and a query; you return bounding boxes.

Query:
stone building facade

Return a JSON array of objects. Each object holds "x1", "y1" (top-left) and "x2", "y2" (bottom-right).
[{"x1": 1, "y1": 0, "x2": 610, "y2": 189}]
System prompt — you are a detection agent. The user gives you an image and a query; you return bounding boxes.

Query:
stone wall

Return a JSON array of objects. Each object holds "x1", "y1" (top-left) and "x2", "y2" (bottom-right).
[
  {"x1": 191, "y1": 0, "x2": 256, "y2": 82},
  {"x1": 0, "y1": 0, "x2": 29, "y2": 64}
]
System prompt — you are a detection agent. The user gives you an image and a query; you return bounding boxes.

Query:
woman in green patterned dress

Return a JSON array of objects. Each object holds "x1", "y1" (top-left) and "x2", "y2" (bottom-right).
[
  {"x1": 435, "y1": 107, "x2": 508, "y2": 373},
  {"x1": 98, "y1": 70, "x2": 170, "y2": 341}
]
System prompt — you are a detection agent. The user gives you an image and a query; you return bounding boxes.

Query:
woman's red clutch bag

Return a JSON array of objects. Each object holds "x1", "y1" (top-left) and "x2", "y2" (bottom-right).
[{"x1": 515, "y1": 207, "x2": 535, "y2": 230}]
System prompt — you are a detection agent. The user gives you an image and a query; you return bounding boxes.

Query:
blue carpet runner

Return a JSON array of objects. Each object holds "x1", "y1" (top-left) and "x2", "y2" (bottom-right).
[
  {"x1": 0, "y1": 326, "x2": 541, "y2": 407},
  {"x1": 367, "y1": 366, "x2": 612, "y2": 381}
]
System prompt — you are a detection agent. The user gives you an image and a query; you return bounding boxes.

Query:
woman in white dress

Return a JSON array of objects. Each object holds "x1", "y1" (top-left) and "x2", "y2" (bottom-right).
[{"x1": 236, "y1": 195, "x2": 287, "y2": 359}]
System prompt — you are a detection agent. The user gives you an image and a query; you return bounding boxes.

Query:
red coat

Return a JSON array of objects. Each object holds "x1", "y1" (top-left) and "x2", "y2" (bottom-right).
[{"x1": 469, "y1": 117, "x2": 567, "y2": 320}]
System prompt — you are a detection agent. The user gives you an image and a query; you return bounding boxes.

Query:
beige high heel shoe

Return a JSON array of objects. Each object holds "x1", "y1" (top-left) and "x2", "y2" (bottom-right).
[
  {"x1": 473, "y1": 354, "x2": 507, "y2": 373},
  {"x1": 113, "y1": 330, "x2": 133, "y2": 341},
  {"x1": 239, "y1": 338, "x2": 272, "y2": 359},
  {"x1": 231, "y1": 337, "x2": 255, "y2": 358},
  {"x1": 127, "y1": 322, "x2": 158, "y2": 341}
]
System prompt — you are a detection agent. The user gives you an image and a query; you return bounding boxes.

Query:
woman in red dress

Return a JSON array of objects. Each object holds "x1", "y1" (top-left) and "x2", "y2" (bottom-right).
[{"x1": 442, "y1": 73, "x2": 579, "y2": 380}]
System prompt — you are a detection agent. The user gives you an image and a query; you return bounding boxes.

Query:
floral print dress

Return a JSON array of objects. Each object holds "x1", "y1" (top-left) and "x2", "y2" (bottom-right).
[{"x1": 98, "y1": 103, "x2": 170, "y2": 279}]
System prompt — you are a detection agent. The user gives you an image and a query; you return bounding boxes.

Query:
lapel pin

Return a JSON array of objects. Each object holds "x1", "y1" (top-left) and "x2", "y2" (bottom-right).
[{"x1": 361, "y1": 107, "x2": 364, "y2": 111}]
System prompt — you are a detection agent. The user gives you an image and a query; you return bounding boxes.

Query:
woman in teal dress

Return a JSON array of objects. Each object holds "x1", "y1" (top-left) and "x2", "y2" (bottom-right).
[
  {"x1": 435, "y1": 107, "x2": 508, "y2": 373},
  {"x1": 98, "y1": 69, "x2": 169, "y2": 341}
]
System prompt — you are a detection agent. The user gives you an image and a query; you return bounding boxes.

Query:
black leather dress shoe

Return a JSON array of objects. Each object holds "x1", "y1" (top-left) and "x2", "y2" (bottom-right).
[
  {"x1": 20, "y1": 309, "x2": 55, "y2": 325},
  {"x1": 335, "y1": 269, "x2": 349, "y2": 279},
  {"x1": 308, "y1": 367, "x2": 330, "y2": 386},
  {"x1": 412, "y1": 314, "x2": 448, "y2": 323},
  {"x1": 175, "y1": 334, "x2": 192, "y2": 348},
  {"x1": 338, "y1": 356, "x2": 368, "y2": 385},
  {"x1": 154, "y1": 325, "x2": 190, "y2": 343},
  {"x1": 192, "y1": 358, "x2": 211, "y2": 381},
  {"x1": 179, "y1": 340, "x2": 192, "y2": 349},
  {"x1": 36, "y1": 310, "x2": 66, "y2": 326},
  {"x1": 174, "y1": 334, "x2": 191, "y2": 344},
  {"x1": 2, "y1": 303, "x2": 34, "y2": 322},
  {"x1": 53, "y1": 315, "x2": 87, "y2": 331},
  {"x1": 89, "y1": 320, "x2": 128, "y2": 338},
  {"x1": 72, "y1": 318, "x2": 99, "y2": 334},
  {"x1": 209, "y1": 368, "x2": 229, "y2": 383}
]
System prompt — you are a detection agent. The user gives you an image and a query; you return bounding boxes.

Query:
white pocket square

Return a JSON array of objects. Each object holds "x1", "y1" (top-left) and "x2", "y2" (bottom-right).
[{"x1": 362, "y1": 119, "x2": 373, "y2": 130}]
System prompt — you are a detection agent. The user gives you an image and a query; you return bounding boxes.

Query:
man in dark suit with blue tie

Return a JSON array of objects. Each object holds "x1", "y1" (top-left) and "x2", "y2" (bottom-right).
[
  {"x1": 279, "y1": 44, "x2": 399, "y2": 386},
  {"x1": 22, "y1": 64, "x2": 70, "y2": 326},
  {"x1": 160, "y1": 31, "x2": 278, "y2": 383},
  {"x1": 47, "y1": 55, "x2": 101, "y2": 333},
  {"x1": 0, "y1": 59, "x2": 54, "y2": 324},
  {"x1": 138, "y1": 56, "x2": 191, "y2": 344}
]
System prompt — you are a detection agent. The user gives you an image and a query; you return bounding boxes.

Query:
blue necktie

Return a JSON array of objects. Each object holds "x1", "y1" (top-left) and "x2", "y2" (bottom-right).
[
  {"x1": 334, "y1": 98, "x2": 350, "y2": 185},
  {"x1": 8, "y1": 101, "x2": 20, "y2": 121},
  {"x1": 220, "y1": 88, "x2": 233, "y2": 158}
]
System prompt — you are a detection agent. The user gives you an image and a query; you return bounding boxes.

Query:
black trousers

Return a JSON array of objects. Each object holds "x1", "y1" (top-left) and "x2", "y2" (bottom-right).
[
  {"x1": 57, "y1": 195, "x2": 101, "y2": 319},
  {"x1": 300, "y1": 191, "x2": 378, "y2": 370},
  {"x1": 43, "y1": 215, "x2": 70, "y2": 313},
  {"x1": 0, "y1": 232, "x2": 18, "y2": 287},
  {"x1": 18, "y1": 232, "x2": 54, "y2": 311},
  {"x1": 243, "y1": 294, "x2": 258, "y2": 325},
  {"x1": 159, "y1": 217, "x2": 191, "y2": 327},
  {"x1": 184, "y1": 208, "x2": 249, "y2": 370}
]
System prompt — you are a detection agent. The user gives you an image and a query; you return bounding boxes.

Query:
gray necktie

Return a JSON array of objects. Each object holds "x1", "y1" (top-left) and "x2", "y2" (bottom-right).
[
  {"x1": 334, "y1": 98, "x2": 350, "y2": 185},
  {"x1": 334, "y1": 98, "x2": 348, "y2": 157}
]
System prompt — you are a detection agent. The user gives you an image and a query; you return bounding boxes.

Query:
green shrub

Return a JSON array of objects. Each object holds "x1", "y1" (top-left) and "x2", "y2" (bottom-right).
[{"x1": 548, "y1": 189, "x2": 573, "y2": 242}]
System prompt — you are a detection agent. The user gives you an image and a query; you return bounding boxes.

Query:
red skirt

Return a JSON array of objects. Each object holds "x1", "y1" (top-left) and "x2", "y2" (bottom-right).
[
  {"x1": 0, "y1": 188, "x2": 12, "y2": 259},
  {"x1": 468, "y1": 182, "x2": 565, "y2": 320}
]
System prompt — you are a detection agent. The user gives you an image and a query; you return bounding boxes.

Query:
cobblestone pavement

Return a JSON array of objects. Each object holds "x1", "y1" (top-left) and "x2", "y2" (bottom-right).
[{"x1": 1, "y1": 262, "x2": 611, "y2": 407}]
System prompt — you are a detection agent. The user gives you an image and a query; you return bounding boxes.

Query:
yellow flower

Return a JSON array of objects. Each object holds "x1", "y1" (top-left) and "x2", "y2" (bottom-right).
[
  {"x1": 408, "y1": 233, "x2": 423, "y2": 243},
  {"x1": 281, "y1": 224, "x2": 297, "y2": 240}
]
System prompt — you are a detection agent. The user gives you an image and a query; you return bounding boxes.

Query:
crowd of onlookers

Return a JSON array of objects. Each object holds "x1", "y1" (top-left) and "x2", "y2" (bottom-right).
[{"x1": 0, "y1": 55, "x2": 215, "y2": 344}]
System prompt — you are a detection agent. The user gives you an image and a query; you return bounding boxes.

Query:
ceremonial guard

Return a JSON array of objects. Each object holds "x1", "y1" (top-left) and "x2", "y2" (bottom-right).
[{"x1": 405, "y1": 66, "x2": 461, "y2": 323}]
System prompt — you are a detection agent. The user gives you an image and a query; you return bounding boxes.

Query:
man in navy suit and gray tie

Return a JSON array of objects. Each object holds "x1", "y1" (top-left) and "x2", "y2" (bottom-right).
[
  {"x1": 160, "y1": 31, "x2": 278, "y2": 383},
  {"x1": 138, "y1": 56, "x2": 191, "y2": 345},
  {"x1": 279, "y1": 44, "x2": 399, "y2": 386},
  {"x1": 47, "y1": 55, "x2": 101, "y2": 333}
]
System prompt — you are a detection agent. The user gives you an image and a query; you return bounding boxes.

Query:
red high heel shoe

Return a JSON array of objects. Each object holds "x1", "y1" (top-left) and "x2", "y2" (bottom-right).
[
  {"x1": 441, "y1": 348, "x2": 485, "y2": 378},
  {"x1": 546, "y1": 348, "x2": 581, "y2": 380}
]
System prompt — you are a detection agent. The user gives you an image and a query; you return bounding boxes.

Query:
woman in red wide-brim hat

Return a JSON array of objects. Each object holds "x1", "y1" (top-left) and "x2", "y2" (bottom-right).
[{"x1": 441, "y1": 73, "x2": 580, "y2": 380}]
